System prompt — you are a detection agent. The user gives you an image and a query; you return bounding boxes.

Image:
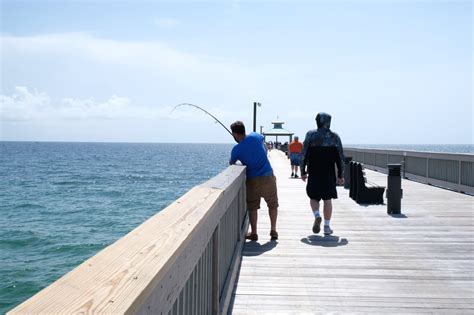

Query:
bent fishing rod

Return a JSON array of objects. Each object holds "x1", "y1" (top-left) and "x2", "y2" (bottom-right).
[{"x1": 172, "y1": 103, "x2": 235, "y2": 138}]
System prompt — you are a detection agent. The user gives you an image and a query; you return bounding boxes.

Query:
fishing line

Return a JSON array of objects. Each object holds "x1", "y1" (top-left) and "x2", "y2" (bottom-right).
[{"x1": 172, "y1": 103, "x2": 235, "y2": 139}]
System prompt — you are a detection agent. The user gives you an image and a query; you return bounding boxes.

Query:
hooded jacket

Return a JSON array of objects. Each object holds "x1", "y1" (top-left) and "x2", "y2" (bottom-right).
[{"x1": 300, "y1": 113, "x2": 344, "y2": 178}]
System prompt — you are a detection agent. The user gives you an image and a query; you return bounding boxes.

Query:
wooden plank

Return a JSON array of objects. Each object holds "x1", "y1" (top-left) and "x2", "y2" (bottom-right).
[
  {"x1": 230, "y1": 294, "x2": 474, "y2": 313},
  {"x1": 230, "y1": 150, "x2": 474, "y2": 313}
]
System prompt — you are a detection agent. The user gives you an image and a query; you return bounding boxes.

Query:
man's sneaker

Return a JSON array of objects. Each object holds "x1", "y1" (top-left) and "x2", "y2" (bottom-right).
[
  {"x1": 294, "y1": 174, "x2": 299, "y2": 178},
  {"x1": 324, "y1": 225, "x2": 333, "y2": 235},
  {"x1": 270, "y1": 230, "x2": 278, "y2": 240},
  {"x1": 312, "y1": 216, "x2": 322, "y2": 234},
  {"x1": 245, "y1": 233, "x2": 258, "y2": 241},
  {"x1": 291, "y1": 172, "x2": 294, "y2": 177}
]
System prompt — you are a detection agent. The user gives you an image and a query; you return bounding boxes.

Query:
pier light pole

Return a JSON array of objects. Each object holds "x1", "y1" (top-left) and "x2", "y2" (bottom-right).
[{"x1": 253, "y1": 102, "x2": 261, "y2": 132}]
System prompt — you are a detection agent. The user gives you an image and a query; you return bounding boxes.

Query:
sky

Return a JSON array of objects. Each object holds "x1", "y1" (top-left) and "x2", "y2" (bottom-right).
[{"x1": 0, "y1": 0, "x2": 472, "y2": 144}]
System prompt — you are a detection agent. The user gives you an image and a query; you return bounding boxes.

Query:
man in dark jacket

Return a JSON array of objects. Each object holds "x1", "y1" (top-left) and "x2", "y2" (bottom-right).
[{"x1": 300, "y1": 113, "x2": 344, "y2": 235}]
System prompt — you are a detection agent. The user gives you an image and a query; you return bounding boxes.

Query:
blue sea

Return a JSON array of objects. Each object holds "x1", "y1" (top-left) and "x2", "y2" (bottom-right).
[
  {"x1": 0, "y1": 142, "x2": 232, "y2": 313},
  {"x1": 1, "y1": 142, "x2": 472, "y2": 313}
]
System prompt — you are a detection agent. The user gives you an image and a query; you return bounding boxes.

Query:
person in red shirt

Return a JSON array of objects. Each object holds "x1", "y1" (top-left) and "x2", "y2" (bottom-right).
[{"x1": 288, "y1": 136, "x2": 303, "y2": 178}]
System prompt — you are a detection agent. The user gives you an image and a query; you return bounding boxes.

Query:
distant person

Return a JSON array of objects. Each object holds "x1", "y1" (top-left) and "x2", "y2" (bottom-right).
[
  {"x1": 229, "y1": 121, "x2": 279, "y2": 241},
  {"x1": 288, "y1": 136, "x2": 303, "y2": 178},
  {"x1": 267, "y1": 141, "x2": 273, "y2": 151},
  {"x1": 300, "y1": 113, "x2": 344, "y2": 235}
]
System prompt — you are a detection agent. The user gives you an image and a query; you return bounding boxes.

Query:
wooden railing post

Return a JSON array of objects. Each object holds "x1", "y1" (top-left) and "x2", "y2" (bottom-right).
[
  {"x1": 426, "y1": 157, "x2": 430, "y2": 183},
  {"x1": 458, "y1": 159, "x2": 462, "y2": 192},
  {"x1": 212, "y1": 226, "x2": 220, "y2": 315}
]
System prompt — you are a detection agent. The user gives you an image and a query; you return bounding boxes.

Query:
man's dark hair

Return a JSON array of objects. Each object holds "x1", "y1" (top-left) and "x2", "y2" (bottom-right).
[{"x1": 230, "y1": 121, "x2": 246, "y2": 135}]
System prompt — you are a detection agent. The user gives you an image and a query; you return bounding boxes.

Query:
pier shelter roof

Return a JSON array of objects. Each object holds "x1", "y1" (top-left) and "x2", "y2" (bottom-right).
[{"x1": 262, "y1": 119, "x2": 294, "y2": 142}]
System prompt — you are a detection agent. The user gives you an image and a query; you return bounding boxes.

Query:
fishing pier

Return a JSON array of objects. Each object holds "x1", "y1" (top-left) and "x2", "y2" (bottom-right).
[{"x1": 9, "y1": 148, "x2": 474, "y2": 314}]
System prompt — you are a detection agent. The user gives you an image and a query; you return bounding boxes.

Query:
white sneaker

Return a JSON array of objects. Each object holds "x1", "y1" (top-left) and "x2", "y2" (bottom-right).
[{"x1": 324, "y1": 225, "x2": 333, "y2": 235}]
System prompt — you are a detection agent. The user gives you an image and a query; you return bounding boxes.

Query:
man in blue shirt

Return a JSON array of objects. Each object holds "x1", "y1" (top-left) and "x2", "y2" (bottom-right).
[{"x1": 229, "y1": 121, "x2": 279, "y2": 241}]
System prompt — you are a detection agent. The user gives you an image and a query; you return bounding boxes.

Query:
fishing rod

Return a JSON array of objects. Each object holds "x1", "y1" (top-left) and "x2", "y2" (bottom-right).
[{"x1": 172, "y1": 103, "x2": 234, "y2": 137}]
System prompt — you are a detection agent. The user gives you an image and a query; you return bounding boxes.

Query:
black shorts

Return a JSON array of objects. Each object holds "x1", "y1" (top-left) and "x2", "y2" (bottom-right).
[{"x1": 306, "y1": 174, "x2": 338, "y2": 201}]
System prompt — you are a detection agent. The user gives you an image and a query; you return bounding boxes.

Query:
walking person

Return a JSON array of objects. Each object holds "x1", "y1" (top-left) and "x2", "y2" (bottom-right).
[
  {"x1": 288, "y1": 136, "x2": 303, "y2": 178},
  {"x1": 300, "y1": 113, "x2": 344, "y2": 235},
  {"x1": 229, "y1": 121, "x2": 279, "y2": 241}
]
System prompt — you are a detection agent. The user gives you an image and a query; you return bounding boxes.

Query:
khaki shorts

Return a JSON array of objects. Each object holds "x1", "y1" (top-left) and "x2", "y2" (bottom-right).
[{"x1": 246, "y1": 175, "x2": 279, "y2": 211}]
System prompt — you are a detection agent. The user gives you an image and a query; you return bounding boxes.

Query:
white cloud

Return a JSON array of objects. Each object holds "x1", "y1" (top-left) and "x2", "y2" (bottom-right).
[
  {"x1": 1, "y1": 32, "x2": 470, "y2": 144},
  {"x1": 0, "y1": 87, "x2": 51, "y2": 121},
  {"x1": 0, "y1": 86, "x2": 174, "y2": 122},
  {"x1": 1, "y1": 32, "x2": 264, "y2": 108},
  {"x1": 0, "y1": 32, "x2": 264, "y2": 141},
  {"x1": 152, "y1": 17, "x2": 180, "y2": 29},
  {"x1": 0, "y1": 87, "x2": 249, "y2": 125},
  {"x1": 1, "y1": 32, "x2": 260, "y2": 86},
  {"x1": 1, "y1": 32, "x2": 192, "y2": 68},
  {"x1": 0, "y1": 87, "x2": 251, "y2": 143}
]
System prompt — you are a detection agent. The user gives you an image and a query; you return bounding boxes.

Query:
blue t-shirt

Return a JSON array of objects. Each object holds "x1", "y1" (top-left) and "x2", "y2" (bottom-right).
[{"x1": 229, "y1": 132, "x2": 273, "y2": 179}]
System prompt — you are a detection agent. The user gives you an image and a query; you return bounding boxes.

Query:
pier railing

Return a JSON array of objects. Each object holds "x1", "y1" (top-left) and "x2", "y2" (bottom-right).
[
  {"x1": 344, "y1": 147, "x2": 474, "y2": 195},
  {"x1": 9, "y1": 165, "x2": 247, "y2": 315}
]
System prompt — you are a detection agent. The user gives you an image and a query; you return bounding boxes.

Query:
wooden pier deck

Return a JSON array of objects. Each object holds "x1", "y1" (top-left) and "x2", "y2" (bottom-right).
[{"x1": 230, "y1": 150, "x2": 474, "y2": 314}]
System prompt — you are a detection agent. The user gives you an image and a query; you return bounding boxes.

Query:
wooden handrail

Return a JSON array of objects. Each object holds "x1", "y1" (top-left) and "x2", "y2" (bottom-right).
[
  {"x1": 344, "y1": 147, "x2": 473, "y2": 195},
  {"x1": 9, "y1": 165, "x2": 247, "y2": 314}
]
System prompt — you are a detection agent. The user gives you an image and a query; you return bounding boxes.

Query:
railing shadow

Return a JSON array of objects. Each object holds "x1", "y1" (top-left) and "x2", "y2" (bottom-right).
[
  {"x1": 242, "y1": 240, "x2": 278, "y2": 256},
  {"x1": 300, "y1": 235, "x2": 349, "y2": 247}
]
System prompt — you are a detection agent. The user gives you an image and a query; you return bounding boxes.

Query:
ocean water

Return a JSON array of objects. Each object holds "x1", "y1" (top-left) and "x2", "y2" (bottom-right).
[{"x1": 0, "y1": 142, "x2": 232, "y2": 313}]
